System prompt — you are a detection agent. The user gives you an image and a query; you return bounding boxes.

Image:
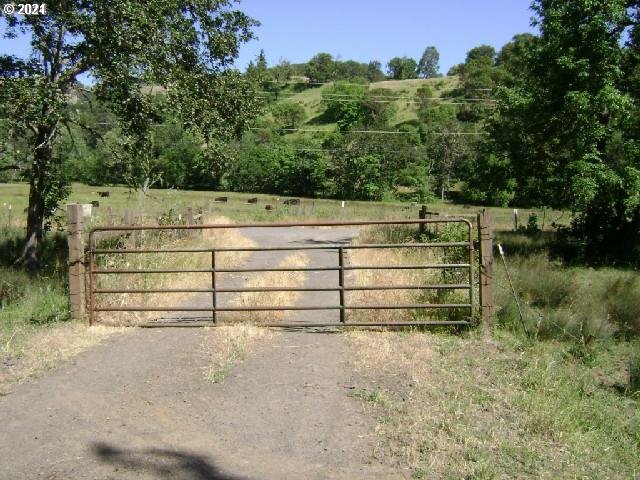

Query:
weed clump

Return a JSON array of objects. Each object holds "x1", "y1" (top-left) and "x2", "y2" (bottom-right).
[{"x1": 496, "y1": 251, "x2": 640, "y2": 342}]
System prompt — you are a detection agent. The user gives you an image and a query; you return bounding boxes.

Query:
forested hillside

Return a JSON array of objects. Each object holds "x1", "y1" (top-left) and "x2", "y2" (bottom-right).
[
  {"x1": 1, "y1": 45, "x2": 498, "y2": 204},
  {"x1": 2, "y1": 0, "x2": 640, "y2": 265}
]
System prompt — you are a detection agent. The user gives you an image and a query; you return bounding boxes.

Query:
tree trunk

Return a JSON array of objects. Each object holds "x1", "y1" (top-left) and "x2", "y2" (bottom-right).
[{"x1": 23, "y1": 130, "x2": 53, "y2": 274}]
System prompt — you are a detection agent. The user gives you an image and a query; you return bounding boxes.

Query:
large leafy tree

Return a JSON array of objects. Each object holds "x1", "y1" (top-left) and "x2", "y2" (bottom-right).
[
  {"x1": 386, "y1": 56, "x2": 418, "y2": 80},
  {"x1": 321, "y1": 83, "x2": 396, "y2": 132},
  {"x1": 366, "y1": 61, "x2": 385, "y2": 82},
  {"x1": 271, "y1": 101, "x2": 307, "y2": 130},
  {"x1": 305, "y1": 52, "x2": 336, "y2": 83},
  {"x1": 417, "y1": 46, "x2": 440, "y2": 78},
  {"x1": 480, "y1": 0, "x2": 639, "y2": 263},
  {"x1": 0, "y1": 1, "x2": 261, "y2": 272},
  {"x1": 454, "y1": 45, "x2": 503, "y2": 122}
]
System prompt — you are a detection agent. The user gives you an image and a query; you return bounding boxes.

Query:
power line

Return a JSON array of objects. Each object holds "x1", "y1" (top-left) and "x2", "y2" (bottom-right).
[
  {"x1": 259, "y1": 79, "x2": 491, "y2": 91},
  {"x1": 248, "y1": 127, "x2": 487, "y2": 135},
  {"x1": 237, "y1": 146, "x2": 427, "y2": 154},
  {"x1": 257, "y1": 91, "x2": 496, "y2": 103},
  {"x1": 258, "y1": 97, "x2": 495, "y2": 106}
]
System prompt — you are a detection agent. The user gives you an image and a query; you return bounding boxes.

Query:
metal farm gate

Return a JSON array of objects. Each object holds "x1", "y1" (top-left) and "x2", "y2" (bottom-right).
[{"x1": 87, "y1": 219, "x2": 476, "y2": 328}]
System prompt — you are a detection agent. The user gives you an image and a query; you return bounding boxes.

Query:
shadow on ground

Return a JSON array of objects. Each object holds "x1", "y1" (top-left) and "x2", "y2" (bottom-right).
[{"x1": 92, "y1": 442, "x2": 256, "y2": 480}]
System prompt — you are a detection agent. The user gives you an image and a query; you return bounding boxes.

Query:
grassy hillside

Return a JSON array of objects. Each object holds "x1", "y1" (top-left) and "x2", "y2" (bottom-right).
[{"x1": 268, "y1": 76, "x2": 460, "y2": 134}]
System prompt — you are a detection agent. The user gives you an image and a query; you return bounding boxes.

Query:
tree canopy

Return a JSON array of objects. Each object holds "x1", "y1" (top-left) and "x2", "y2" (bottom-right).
[
  {"x1": 0, "y1": 0, "x2": 261, "y2": 272},
  {"x1": 469, "y1": 0, "x2": 640, "y2": 263},
  {"x1": 417, "y1": 46, "x2": 440, "y2": 78},
  {"x1": 387, "y1": 56, "x2": 418, "y2": 80}
]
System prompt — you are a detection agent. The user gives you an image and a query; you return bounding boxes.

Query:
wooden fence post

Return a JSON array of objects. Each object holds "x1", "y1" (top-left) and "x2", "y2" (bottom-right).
[
  {"x1": 106, "y1": 206, "x2": 113, "y2": 226},
  {"x1": 186, "y1": 207, "x2": 194, "y2": 226},
  {"x1": 419, "y1": 205, "x2": 427, "y2": 235},
  {"x1": 477, "y1": 209, "x2": 495, "y2": 326},
  {"x1": 124, "y1": 210, "x2": 133, "y2": 226},
  {"x1": 67, "y1": 204, "x2": 85, "y2": 321}
]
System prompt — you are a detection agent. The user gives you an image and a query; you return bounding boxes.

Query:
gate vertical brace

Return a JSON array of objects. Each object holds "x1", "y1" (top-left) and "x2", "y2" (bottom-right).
[
  {"x1": 467, "y1": 221, "x2": 474, "y2": 320},
  {"x1": 477, "y1": 209, "x2": 495, "y2": 326},
  {"x1": 67, "y1": 204, "x2": 85, "y2": 322},
  {"x1": 338, "y1": 247, "x2": 345, "y2": 323},
  {"x1": 211, "y1": 250, "x2": 217, "y2": 324},
  {"x1": 88, "y1": 233, "x2": 96, "y2": 326}
]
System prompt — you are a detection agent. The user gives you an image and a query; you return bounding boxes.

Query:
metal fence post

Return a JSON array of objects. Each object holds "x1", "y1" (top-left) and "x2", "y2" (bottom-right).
[
  {"x1": 338, "y1": 247, "x2": 345, "y2": 323},
  {"x1": 67, "y1": 204, "x2": 85, "y2": 321},
  {"x1": 477, "y1": 209, "x2": 495, "y2": 326},
  {"x1": 211, "y1": 250, "x2": 217, "y2": 324}
]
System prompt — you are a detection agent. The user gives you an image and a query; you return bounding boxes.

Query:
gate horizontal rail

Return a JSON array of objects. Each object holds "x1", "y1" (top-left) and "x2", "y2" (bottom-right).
[
  {"x1": 94, "y1": 304, "x2": 472, "y2": 312},
  {"x1": 95, "y1": 284, "x2": 470, "y2": 294},
  {"x1": 93, "y1": 264, "x2": 470, "y2": 274},
  {"x1": 88, "y1": 218, "x2": 475, "y2": 327},
  {"x1": 91, "y1": 242, "x2": 469, "y2": 254}
]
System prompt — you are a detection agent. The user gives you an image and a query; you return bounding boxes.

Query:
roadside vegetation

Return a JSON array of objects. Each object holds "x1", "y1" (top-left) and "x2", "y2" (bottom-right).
[
  {"x1": 346, "y1": 224, "x2": 640, "y2": 479},
  {"x1": 202, "y1": 326, "x2": 275, "y2": 384},
  {"x1": 348, "y1": 330, "x2": 639, "y2": 479}
]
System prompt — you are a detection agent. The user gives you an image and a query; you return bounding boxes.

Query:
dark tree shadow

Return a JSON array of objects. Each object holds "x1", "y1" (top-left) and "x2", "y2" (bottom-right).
[
  {"x1": 92, "y1": 442, "x2": 257, "y2": 480},
  {"x1": 306, "y1": 108, "x2": 335, "y2": 125},
  {"x1": 291, "y1": 236, "x2": 355, "y2": 246}
]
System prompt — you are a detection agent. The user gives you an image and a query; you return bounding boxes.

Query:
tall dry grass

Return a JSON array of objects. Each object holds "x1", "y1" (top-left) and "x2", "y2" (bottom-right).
[
  {"x1": 221, "y1": 251, "x2": 310, "y2": 323},
  {"x1": 346, "y1": 225, "x2": 461, "y2": 323},
  {"x1": 96, "y1": 216, "x2": 256, "y2": 325},
  {"x1": 496, "y1": 252, "x2": 640, "y2": 341}
]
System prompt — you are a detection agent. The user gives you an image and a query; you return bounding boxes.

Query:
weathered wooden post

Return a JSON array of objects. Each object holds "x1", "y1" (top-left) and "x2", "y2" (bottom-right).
[
  {"x1": 186, "y1": 207, "x2": 194, "y2": 226},
  {"x1": 419, "y1": 205, "x2": 427, "y2": 235},
  {"x1": 124, "y1": 210, "x2": 134, "y2": 226},
  {"x1": 106, "y1": 206, "x2": 113, "y2": 227},
  {"x1": 477, "y1": 209, "x2": 495, "y2": 326},
  {"x1": 67, "y1": 204, "x2": 85, "y2": 321}
]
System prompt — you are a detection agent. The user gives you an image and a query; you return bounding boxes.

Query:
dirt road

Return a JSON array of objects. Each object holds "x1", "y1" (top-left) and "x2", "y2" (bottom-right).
[{"x1": 0, "y1": 226, "x2": 404, "y2": 479}]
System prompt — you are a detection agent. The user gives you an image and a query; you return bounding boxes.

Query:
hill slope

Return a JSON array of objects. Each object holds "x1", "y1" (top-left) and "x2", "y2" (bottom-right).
[{"x1": 268, "y1": 76, "x2": 460, "y2": 134}]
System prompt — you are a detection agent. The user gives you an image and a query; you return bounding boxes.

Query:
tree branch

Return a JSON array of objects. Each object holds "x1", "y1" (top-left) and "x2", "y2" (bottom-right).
[
  {"x1": 67, "y1": 118, "x2": 106, "y2": 144},
  {"x1": 59, "y1": 56, "x2": 94, "y2": 87}
]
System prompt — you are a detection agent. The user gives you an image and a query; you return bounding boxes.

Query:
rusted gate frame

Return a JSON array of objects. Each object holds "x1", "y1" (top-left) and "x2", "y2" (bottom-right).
[{"x1": 88, "y1": 219, "x2": 474, "y2": 327}]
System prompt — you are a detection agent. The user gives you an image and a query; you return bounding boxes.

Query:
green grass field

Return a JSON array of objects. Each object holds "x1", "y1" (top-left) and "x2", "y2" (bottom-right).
[{"x1": 0, "y1": 182, "x2": 561, "y2": 233}]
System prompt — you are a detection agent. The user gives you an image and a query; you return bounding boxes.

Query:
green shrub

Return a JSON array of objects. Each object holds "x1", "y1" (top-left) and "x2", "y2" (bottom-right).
[
  {"x1": 629, "y1": 352, "x2": 640, "y2": 396},
  {"x1": 603, "y1": 275, "x2": 640, "y2": 338},
  {"x1": 0, "y1": 277, "x2": 26, "y2": 308},
  {"x1": 0, "y1": 268, "x2": 69, "y2": 338},
  {"x1": 510, "y1": 255, "x2": 575, "y2": 308},
  {"x1": 496, "y1": 252, "x2": 640, "y2": 341},
  {"x1": 29, "y1": 286, "x2": 69, "y2": 325}
]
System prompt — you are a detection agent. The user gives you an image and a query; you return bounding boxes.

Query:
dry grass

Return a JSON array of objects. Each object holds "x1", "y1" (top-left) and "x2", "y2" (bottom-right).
[
  {"x1": 222, "y1": 251, "x2": 310, "y2": 323},
  {"x1": 198, "y1": 240, "x2": 310, "y2": 382},
  {"x1": 347, "y1": 330, "x2": 640, "y2": 479},
  {"x1": 347, "y1": 331, "x2": 437, "y2": 466},
  {"x1": 96, "y1": 215, "x2": 256, "y2": 325},
  {"x1": 0, "y1": 323, "x2": 124, "y2": 393},
  {"x1": 201, "y1": 325, "x2": 275, "y2": 383},
  {"x1": 346, "y1": 226, "x2": 442, "y2": 323}
]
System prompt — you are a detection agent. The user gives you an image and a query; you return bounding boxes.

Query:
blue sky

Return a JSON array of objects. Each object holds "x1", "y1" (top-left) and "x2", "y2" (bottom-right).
[
  {"x1": 235, "y1": 0, "x2": 537, "y2": 72},
  {"x1": 1, "y1": 1, "x2": 536, "y2": 74}
]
